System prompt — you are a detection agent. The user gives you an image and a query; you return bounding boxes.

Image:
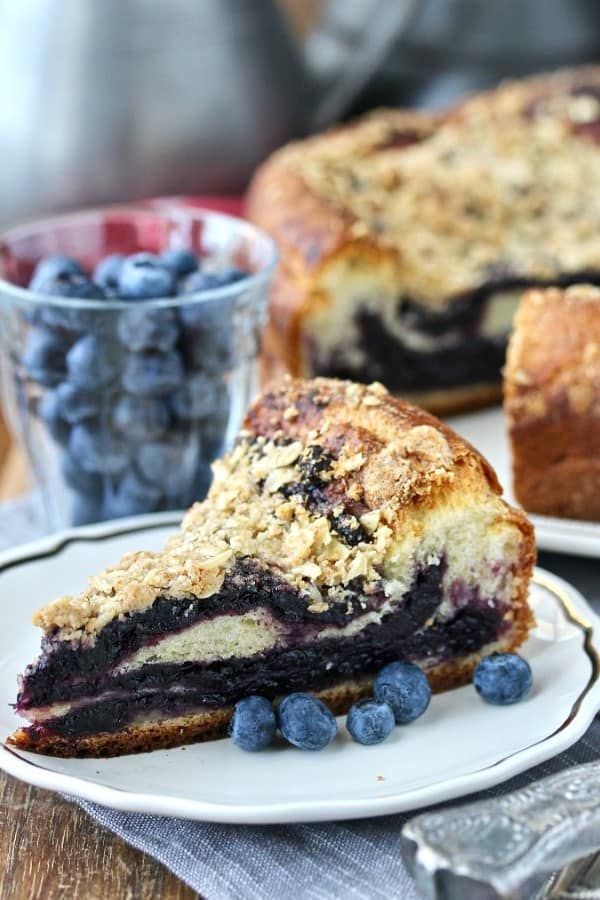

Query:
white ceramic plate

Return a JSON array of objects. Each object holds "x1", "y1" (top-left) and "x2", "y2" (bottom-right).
[
  {"x1": 0, "y1": 515, "x2": 598, "y2": 824},
  {"x1": 447, "y1": 407, "x2": 600, "y2": 558}
]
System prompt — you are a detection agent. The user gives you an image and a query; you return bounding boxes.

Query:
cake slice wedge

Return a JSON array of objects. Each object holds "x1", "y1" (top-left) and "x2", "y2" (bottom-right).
[{"x1": 9, "y1": 378, "x2": 535, "y2": 757}]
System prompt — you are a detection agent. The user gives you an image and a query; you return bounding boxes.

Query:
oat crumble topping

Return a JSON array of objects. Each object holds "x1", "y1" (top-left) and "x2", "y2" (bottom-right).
[
  {"x1": 34, "y1": 379, "x2": 465, "y2": 637},
  {"x1": 265, "y1": 70, "x2": 600, "y2": 307}
]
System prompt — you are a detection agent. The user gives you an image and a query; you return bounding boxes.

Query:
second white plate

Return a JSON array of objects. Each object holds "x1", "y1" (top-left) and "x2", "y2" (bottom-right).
[{"x1": 448, "y1": 407, "x2": 600, "y2": 558}]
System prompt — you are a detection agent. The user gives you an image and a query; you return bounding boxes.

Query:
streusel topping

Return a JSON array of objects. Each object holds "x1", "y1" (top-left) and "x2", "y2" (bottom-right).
[
  {"x1": 34, "y1": 379, "x2": 484, "y2": 637},
  {"x1": 268, "y1": 69, "x2": 600, "y2": 307}
]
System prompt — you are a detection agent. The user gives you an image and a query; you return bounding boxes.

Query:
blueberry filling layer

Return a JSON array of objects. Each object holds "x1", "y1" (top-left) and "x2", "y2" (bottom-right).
[
  {"x1": 313, "y1": 272, "x2": 600, "y2": 391},
  {"x1": 24, "y1": 598, "x2": 504, "y2": 740},
  {"x1": 19, "y1": 563, "x2": 443, "y2": 711}
]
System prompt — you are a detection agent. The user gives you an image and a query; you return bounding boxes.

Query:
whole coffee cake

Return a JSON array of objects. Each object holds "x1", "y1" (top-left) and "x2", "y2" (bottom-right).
[{"x1": 247, "y1": 67, "x2": 600, "y2": 414}]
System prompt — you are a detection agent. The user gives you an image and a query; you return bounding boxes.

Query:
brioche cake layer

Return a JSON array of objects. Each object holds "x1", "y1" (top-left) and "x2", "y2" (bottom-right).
[
  {"x1": 10, "y1": 379, "x2": 535, "y2": 757},
  {"x1": 248, "y1": 67, "x2": 600, "y2": 413}
]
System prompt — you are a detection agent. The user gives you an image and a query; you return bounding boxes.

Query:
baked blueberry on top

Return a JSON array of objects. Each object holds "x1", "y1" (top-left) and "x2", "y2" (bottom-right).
[{"x1": 9, "y1": 377, "x2": 535, "y2": 758}]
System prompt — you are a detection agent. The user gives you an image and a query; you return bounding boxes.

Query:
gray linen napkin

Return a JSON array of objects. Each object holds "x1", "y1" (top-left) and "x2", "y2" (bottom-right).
[
  {"x1": 76, "y1": 728, "x2": 600, "y2": 900},
  {"x1": 2, "y1": 499, "x2": 598, "y2": 899}
]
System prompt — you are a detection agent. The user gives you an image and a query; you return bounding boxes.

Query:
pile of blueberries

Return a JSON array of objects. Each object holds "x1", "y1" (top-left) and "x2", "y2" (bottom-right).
[
  {"x1": 19, "y1": 250, "x2": 249, "y2": 524},
  {"x1": 229, "y1": 653, "x2": 533, "y2": 751}
]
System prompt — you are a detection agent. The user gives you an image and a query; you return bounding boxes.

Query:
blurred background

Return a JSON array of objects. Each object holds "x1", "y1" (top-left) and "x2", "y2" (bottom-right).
[{"x1": 1, "y1": 0, "x2": 600, "y2": 500}]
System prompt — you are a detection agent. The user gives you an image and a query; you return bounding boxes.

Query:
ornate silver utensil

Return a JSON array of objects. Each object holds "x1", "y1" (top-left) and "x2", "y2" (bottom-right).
[{"x1": 402, "y1": 761, "x2": 600, "y2": 899}]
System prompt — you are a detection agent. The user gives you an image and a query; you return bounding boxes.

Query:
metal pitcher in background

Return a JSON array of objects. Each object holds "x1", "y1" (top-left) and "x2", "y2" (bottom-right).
[
  {"x1": 0, "y1": 0, "x2": 313, "y2": 225},
  {"x1": 0, "y1": 0, "x2": 598, "y2": 227}
]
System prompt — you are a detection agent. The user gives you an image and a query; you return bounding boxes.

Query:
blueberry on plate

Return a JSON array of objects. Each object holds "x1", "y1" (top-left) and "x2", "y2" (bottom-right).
[
  {"x1": 69, "y1": 423, "x2": 129, "y2": 475},
  {"x1": 28, "y1": 255, "x2": 84, "y2": 291},
  {"x1": 54, "y1": 382, "x2": 100, "y2": 423},
  {"x1": 21, "y1": 327, "x2": 67, "y2": 387},
  {"x1": 121, "y1": 350, "x2": 183, "y2": 396},
  {"x1": 170, "y1": 373, "x2": 218, "y2": 420},
  {"x1": 346, "y1": 699, "x2": 395, "y2": 746},
  {"x1": 66, "y1": 334, "x2": 120, "y2": 390},
  {"x1": 277, "y1": 692, "x2": 337, "y2": 751},
  {"x1": 117, "y1": 253, "x2": 175, "y2": 300},
  {"x1": 473, "y1": 653, "x2": 533, "y2": 705},
  {"x1": 230, "y1": 696, "x2": 277, "y2": 752},
  {"x1": 104, "y1": 469, "x2": 162, "y2": 519},
  {"x1": 93, "y1": 254, "x2": 126, "y2": 293},
  {"x1": 159, "y1": 248, "x2": 199, "y2": 278},
  {"x1": 117, "y1": 306, "x2": 179, "y2": 353},
  {"x1": 112, "y1": 394, "x2": 170, "y2": 440},
  {"x1": 373, "y1": 661, "x2": 432, "y2": 724},
  {"x1": 38, "y1": 390, "x2": 70, "y2": 445}
]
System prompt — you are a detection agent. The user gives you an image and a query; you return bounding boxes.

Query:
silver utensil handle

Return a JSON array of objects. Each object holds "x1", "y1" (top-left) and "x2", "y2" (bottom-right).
[{"x1": 401, "y1": 761, "x2": 600, "y2": 900}]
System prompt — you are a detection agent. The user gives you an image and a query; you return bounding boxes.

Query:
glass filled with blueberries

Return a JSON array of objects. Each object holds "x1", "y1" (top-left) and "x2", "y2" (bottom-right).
[{"x1": 0, "y1": 206, "x2": 277, "y2": 530}]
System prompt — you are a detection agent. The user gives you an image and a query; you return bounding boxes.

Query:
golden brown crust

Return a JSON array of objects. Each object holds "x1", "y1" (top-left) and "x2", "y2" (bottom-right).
[
  {"x1": 505, "y1": 285, "x2": 600, "y2": 520},
  {"x1": 247, "y1": 67, "x2": 600, "y2": 412},
  {"x1": 7, "y1": 596, "x2": 533, "y2": 758}
]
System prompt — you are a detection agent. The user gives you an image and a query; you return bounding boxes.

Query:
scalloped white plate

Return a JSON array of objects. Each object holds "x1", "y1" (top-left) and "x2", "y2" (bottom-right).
[
  {"x1": 447, "y1": 407, "x2": 600, "y2": 558},
  {"x1": 0, "y1": 515, "x2": 598, "y2": 824}
]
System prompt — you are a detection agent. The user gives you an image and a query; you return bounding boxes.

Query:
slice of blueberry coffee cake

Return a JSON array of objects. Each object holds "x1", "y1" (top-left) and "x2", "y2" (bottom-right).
[{"x1": 10, "y1": 378, "x2": 535, "y2": 757}]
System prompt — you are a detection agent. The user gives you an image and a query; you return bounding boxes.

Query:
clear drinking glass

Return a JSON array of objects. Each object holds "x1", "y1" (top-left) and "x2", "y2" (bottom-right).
[{"x1": 0, "y1": 206, "x2": 277, "y2": 531}]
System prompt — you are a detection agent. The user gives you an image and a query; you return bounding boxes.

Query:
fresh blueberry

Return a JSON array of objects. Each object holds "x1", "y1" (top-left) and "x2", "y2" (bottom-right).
[
  {"x1": 69, "y1": 423, "x2": 129, "y2": 475},
  {"x1": 178, "y1": 267, "x2": 247, "y2": 296},
  {"x1": 277, "y1": 693, "x2": 337, "y2": 751},
  {"x1": 170, "y1": 373, "x2": 218, "y2": 420},
  {"x1": 117, "y1": 307, "x2": 179, "y2": 352},
  {"x1": 166, "y1": 460, "x2": 214, "y2": 509},
  {"x1": 374, "y1": 662, "x2": 432, "y2": 724},
  {"x1": 230, "y1": 696, "x2": 277, "y2": 752},
  {"x1": 34, "y1": 271, "x2": 104, "y2": 299},
  {"x1": 346, "y1": 699, "x2": 395, "y2": 746},
  {"x1": 112, "y1": 394, "x2": 170, "y2": 440},
  {"x1": 104, "y1": 469, "x2": 162, "y2": 519},
  {"x1": 93, "y1": 254, "x2": 126, "y2": 293},
  {"x1": 28, "y1": 255, "x2": 84, "y2": 291},
  {"x1": 54, "y1": 382, "x2": 100, "y2": 423},
  {"x1": 121, "y1": 350, "x2": 183, "y2": 396},
  {"x1": 137, "y1": 437, "x2": 197, "y2": 495},
  {"x1": 38, "y1": 390, "x2": 70, "y2": 445},
  {"x1": 21, "y1": 327, "x2": 68, "y2": 386},
  {"x1": 36, "y1": 272, "x2": 107, "y2": 333},
  {"x1": 180, "y1": 320, "x2": 235, "y2": 373},
  {"x1": 473, "y1": 653, "x2": 533, "y2": 705},
  {"x1": 61, "y1": 451, "x2": 104, "y2": 494},
  {"x1": 71, "y1": 491, "x2": 104, "y2": 527},
  {"x1": 159, "y1": 248, "x2": 199, "y2": 278},
  {"x1": 66, "y1": 334, "x2": 120, "y2": 389},
  {"x1": 117, "y1": 253, "x2": 175, "y2": 300}
]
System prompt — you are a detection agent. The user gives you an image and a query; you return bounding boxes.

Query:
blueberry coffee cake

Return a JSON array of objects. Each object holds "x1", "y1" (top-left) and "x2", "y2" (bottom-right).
[
  {"x1": 504, "y1": 285, "x2": 600, "y2": 521},
  {"x1": 10, "y1": 377, "x2": 535, "y2": 757},
  {"x1": 247, "y1": 66, "x2": 600, "y2": 414}
]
